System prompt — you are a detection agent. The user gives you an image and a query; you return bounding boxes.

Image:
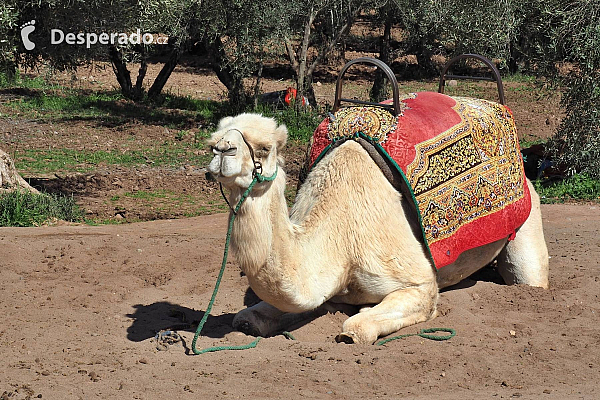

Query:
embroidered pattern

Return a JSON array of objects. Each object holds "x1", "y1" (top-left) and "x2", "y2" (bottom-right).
[
  {"x1": 406, "y1": 97, "x2": 525, "y2": 244},
  {"x1": 327, "y1": 94, "x2": 416, "y2": 143},
  {"x1": 328, "y1": 106, "x2": 397, "y2": 143}
]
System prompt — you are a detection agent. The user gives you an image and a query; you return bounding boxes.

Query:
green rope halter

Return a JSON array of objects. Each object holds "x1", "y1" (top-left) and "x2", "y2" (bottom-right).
[{"x1": 191, "y1": 166, "x2": 278, "y2": 355}]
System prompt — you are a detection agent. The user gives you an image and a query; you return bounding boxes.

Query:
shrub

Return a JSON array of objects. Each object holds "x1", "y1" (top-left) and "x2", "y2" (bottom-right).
[{"x1": 0, "y1": 190, "x2": 82, "y2": 227}]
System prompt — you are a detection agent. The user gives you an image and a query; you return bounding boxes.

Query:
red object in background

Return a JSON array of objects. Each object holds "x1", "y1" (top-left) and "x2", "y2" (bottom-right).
[{"x1": 284, "y1": 87, "x2": 307, "y2": 107}]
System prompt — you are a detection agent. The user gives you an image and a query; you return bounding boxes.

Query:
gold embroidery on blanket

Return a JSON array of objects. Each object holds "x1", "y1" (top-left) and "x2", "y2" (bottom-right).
[{"x1": 406, "y1": 97, "x2": 525, "y2": 244}]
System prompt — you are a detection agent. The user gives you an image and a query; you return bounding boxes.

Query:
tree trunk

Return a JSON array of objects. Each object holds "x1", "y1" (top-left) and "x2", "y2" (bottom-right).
[
  {"x1": 133, "y1": 50, "x2": 148, "y2": 99},
  {"x1": 1, "y1": 57, "x2": 18, "y2": 83},
  {"x1": 209, "y1": 38, "x2": 248, "y2": 112},
  {"x1": 0, "y1": 149, "x2": 39, "y2": 193},
  {"x1": 109, "y1": 46, "x2": 134, "y2": 99},
  {"x1": 371, "y1": 12, "x2": 393, "y2": 102},
  {"x1": 148, "y1": 47, "x2": 181, "y2": 99},
  {"x1": 286, "y1": 5, "x2": 359, "y2": 111},
  {"x1": 253, "y1": 63, "x2": 264, "y2": 109}
]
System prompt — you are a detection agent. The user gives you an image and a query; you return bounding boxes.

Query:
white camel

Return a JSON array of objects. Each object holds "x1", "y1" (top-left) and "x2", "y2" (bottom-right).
[{"x1": 206, "y1": 113, "x2": 549, "y2": 344}]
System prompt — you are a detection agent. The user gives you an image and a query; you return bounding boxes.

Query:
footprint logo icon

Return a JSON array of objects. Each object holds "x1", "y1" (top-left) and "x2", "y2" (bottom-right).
[{"x1": 20, "y1": 20, "x2": 36, "y2": 51}]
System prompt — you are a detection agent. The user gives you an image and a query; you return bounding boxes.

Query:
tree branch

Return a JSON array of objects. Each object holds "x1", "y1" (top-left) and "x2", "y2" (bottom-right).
[
  {"x1": 284, "y1": 37, "x2": 300, "y2": 74},
  {"x1": 307, "y1": 8, "x2": 358, "y2": 77}
]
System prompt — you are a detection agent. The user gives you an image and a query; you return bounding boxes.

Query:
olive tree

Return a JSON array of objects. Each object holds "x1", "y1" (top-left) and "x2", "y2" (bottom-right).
[
  {"x1": 284, "y1": 0, "x2": 380, "y2": 108},
  {"x1": 0, "y1": 1, "x2": 19, "y2": 81},
  {"x1": 545, "y1": 0, "x2": 600, "y2": 178},
  {"x1": 195, "y1": 0, "x2": 289, "y2": 111}
]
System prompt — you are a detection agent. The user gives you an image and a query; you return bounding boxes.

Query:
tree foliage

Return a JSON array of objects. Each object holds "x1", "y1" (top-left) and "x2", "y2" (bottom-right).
[
  {"x1": 194, "y1": 0, "x2": 289, "y2": 111},
  {"x1": 545, "y1": 0, "x2": 600, "y2": 178},
  {"x1": 0, "y1": 1, "x2": 20, "y2": 80},
  {"x1": 284, "y1": 0, "x2": 382, "y2": 107}
]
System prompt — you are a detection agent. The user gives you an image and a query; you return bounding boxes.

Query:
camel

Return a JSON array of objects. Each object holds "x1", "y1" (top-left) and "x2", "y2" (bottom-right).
[{"x1": 206, "y1": 112, "x2": 549, "y2": 344}]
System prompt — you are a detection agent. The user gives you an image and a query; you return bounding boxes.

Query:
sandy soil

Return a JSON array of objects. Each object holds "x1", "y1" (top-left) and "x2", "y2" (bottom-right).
[{"x1": 1, "y1": 203, "x2": 598, "y2": 399}]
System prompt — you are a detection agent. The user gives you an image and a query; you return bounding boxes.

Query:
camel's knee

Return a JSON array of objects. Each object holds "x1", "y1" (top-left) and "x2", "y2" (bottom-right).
[
  {"x1": 498, "y1": 180, "x2": 549, "y2": 289},
  {"x1": 336, "y1": 283, "x2": 438, "y2": 344}
]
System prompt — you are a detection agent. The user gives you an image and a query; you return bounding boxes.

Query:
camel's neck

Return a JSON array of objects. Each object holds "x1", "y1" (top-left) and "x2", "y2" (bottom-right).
[{"x1": 229, "y1": 169, "x2": 294, "y2": 277}]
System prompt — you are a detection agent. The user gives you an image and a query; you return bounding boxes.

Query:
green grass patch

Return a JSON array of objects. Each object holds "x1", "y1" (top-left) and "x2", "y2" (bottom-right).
[
  {"x1": 534, "y1": 174, "x2": 600, "y2": 203},
  {"x1": 254, "y1": 105, "x2": 323, "y2": 143},
  {"x1": 520, "y1": 136, "x2": 548, "y2": 149},
  {"x1": 124, "y1": 190, "x2": 169, "y2": 200},
  {"x1": 158, "y1": 93, "x2": 227, "y2": 122},
  {"x1": 1, "y1": 84, "x2": 226, "y2": 129},
  {"x1": 0, "y1": 190, "x2": 82, "y2": 227},
  {"x1": 0, "y1": 71, "x2": 57, "y2": 90},
  {"x1": 13, "y1": 147, "x2": 212, "y2": 174},
  {"x1": 504, "y1": 72, "x2": 538, "y2": 84},
  {"x1": 8, "y1": 91, "x2": 123, "y2": 115}
]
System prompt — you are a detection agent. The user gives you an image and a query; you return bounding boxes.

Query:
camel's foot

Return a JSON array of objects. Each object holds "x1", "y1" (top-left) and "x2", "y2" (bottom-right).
[
  {"x1": 233, "y1": 300, "x2": 326, "y2": 337},
  {"x1": 335, "y1": 284, "x2": 438, "y2": 344},
  {"x1": 233, "y1": 302, "x2": 285, "y2": 337},
  {"x1": 335, "y1": 330, "x2": 372, "y2": 345}
]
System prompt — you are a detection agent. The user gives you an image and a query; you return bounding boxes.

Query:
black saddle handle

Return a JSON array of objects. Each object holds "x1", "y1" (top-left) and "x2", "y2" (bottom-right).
[
  {"x1": 333, "y1": 57, "x2": 401, "y2": 116},
  {"x1": 438, "y1": 53, "x2": 505, "y2": 105}
]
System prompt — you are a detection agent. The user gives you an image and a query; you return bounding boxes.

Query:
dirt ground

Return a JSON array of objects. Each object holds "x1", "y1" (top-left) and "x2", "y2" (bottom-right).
[{"x1": 0, "y1": 204, "x2": 598, "y2": 399}]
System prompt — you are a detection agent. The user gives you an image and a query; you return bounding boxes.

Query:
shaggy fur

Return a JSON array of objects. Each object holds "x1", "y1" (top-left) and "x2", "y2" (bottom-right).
[{"x1": 206, "y1": 113, "x2": 549, "y2": 344}]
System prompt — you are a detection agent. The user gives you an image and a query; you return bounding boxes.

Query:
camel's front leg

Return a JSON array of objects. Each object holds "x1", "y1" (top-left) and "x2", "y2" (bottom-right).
[
  {"x1": 233, "y1": 301, "x2": 325, "y2": 337},
  {"x1": 336, "y1": 282, "x2": 438, "y2": 344}
]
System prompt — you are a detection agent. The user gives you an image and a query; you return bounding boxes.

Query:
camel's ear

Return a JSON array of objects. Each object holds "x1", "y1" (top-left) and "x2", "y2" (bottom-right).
[
  {"x1": 274, "y1": 124, "x2": 288, "y2": 152},
  {"x1": 217, "y1": 116, "x2": 234, "y2": 130}
]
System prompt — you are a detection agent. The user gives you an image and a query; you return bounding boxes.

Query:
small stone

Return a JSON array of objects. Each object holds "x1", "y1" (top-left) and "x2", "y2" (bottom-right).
[
  {"x1": 447, "y1": 80, "x2": 458, "y2": 87},
  {"x1": 41, "y1": 370, "x2": 50, "y2": 376},
  {"x1": 139, "y1": 358, "x2": 148, "y2": 364},
  {"x1": 440, "y1": 371, "x2": 446, "y2": 377},
  {"x1": 509, "y1": 330, "x2": 517, "y2": 336},
  {"x1": 88, "y1": 371, "x2": 99, "y2": 382}
]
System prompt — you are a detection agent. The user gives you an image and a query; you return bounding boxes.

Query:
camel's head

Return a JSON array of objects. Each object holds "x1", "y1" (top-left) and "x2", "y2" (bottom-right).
[{"x1": 206, "y1": 113, "x2": 288, "y2": 189}]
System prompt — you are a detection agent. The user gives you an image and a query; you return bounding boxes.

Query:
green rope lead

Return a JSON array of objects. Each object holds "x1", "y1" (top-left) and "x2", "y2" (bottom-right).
[
  {"x1": 191, "y1": 168, "x2": 278, "y2": 355},
  {"x1": 376, "y1": 328, "x2": 456, "y2": 346}
]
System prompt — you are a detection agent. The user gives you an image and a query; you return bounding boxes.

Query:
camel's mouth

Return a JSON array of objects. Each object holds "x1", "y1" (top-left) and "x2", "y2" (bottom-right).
[{"x1": 211, "y1": 146, "x2": 238, "y2": 156}]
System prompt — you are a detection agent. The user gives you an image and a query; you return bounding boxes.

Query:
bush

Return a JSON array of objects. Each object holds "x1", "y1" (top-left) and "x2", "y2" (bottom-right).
[
  {"x1": 0, "y1": 190, "x2": 82, "y2": 227},
  {"x1": 545, "y1": 1, "x2": 600, "y2": 179},
  {"x1": 534, "y1": 174, "x2": 600, "y2": 203}
]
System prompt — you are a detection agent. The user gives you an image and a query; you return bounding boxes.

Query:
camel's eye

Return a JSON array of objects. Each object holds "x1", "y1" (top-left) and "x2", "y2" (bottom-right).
[{"x1": 256, "y1": 147, "x2": 270, "y2": 158}]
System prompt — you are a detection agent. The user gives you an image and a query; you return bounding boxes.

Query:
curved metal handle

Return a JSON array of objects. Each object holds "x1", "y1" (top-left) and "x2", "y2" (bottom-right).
[
  {"x1": 333, "y1": 57, "x2": 401, "y2": 116},
  {"x1": 438, "y1": 53, "x2": 505, "y2": 105}
]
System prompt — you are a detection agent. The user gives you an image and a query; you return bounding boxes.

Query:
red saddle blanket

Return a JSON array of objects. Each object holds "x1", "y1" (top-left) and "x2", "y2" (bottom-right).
[{"x1": 308, "y1": 91, "x2": 531, "y2": 269}]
